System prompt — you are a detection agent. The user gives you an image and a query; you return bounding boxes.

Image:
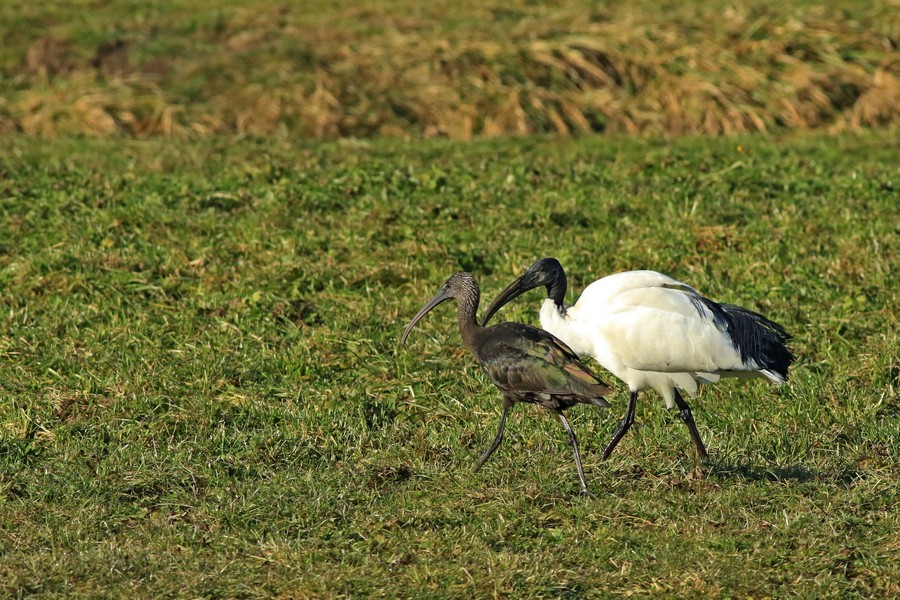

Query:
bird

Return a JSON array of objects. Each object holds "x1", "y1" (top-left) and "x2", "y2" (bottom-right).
[
  {"x1": 400, "y1": 271, "x2": 612, "y2": 496},
  {"x1": 480, "y1": 258, "x2": 795, "y2": 462}
]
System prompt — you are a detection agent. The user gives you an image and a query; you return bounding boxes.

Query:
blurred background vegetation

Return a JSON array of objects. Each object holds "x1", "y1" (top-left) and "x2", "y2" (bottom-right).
[{"x1": 1, "y1": 0, "x2": 897, "y2": 139}]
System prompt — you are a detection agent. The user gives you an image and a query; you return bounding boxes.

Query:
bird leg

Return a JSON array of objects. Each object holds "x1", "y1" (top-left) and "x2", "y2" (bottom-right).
[
  {"x1": 557, "y1": 411, "x2": 594, "y2": 497},
  {"x1": 473, "y1": 397, "x2": 513, "y2": 473},
  {"x1": 672, "y1": 389, "x2": 709, "y2": 462},
  {"x1": 602, "y1": 390, "x2": 638, "y2": 460}
]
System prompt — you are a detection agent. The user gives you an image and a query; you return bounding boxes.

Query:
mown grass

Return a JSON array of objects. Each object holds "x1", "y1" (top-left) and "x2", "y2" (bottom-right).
[
  {"x1": 1, "y1": 0, "x2": 898, "y2": 138},
  {"x1": 1, "y1": 130, "x2": 898, "y2": 596}
]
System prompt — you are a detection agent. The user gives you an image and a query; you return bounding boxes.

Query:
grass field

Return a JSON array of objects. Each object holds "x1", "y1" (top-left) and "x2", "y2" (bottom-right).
[{"x1": 1, "y1": 130, "x2": 897, "y2": 597}]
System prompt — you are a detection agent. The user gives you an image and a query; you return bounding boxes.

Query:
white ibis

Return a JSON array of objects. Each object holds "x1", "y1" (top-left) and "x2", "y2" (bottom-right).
[
  {"x1": 481, "y1": 258, "x2": 795, "y2": 462},
  {"x1": 401, "y1": 272, "x2": 612, "y2": 495}
]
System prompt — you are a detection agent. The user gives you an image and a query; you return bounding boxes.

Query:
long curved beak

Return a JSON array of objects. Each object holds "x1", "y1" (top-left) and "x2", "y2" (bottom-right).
[
  {"x1": 480, "y1": 272, "x2": 540, "y2": 327},
  {"x1": 400, "y1": 289, "x2": 452, "y2": 345}
]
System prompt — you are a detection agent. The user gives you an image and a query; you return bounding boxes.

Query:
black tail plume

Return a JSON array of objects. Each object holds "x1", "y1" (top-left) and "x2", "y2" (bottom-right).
[{"x1": 697, "y1": 298, "x2": 795, "y2": 381}]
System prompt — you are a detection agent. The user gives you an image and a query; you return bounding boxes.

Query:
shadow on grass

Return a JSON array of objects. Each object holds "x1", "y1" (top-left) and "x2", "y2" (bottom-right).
[{"x1": 708, "y1": 462, "x2": 817, "y2": 483}]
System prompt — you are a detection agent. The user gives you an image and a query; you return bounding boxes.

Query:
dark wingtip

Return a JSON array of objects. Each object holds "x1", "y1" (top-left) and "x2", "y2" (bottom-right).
[{"x1": 706, "y1": 301, "x2": 795, "y2": 379}]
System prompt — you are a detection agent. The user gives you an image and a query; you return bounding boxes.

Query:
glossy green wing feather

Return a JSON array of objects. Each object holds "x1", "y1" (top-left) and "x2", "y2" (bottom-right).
[
  {"x1": 478, "y1": 323, "x2": 610, "y2": 397},
  {"x1": 482, "y1": 353, "x2": 568, "y2": 392},
  {"x1": 563, "y1": 362, "x2": 602, "y2": 385},
  {"x1": 510, "y1": 325, "x2": 605, "y2": 385}
]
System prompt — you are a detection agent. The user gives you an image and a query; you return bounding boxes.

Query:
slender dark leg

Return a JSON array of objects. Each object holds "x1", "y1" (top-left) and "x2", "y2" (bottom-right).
[
  {"x1": 557, "y1": 411, "x2": 594, "y2": 497},
  {"x1": 602, "y1": 390, "x2": 639, "y2": 460},
  {"x1": 672, "y1": 389, "x2": 709, "y2": 462},
  {"x1": 473, "y1": 397, "x2": 514, "y2": 473}
]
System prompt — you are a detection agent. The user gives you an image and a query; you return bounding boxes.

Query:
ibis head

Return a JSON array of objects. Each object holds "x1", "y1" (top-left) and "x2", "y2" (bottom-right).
[
  {"x1": 401, "y1": 272, "x2": 480, "y2": 347},
  {"x1": 481, "y1": 258, "x2": 566, "y2": 326}
]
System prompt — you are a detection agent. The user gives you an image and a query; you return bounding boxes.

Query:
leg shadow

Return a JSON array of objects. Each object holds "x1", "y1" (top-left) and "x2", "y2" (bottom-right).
[{"x1": 708, "y1": 462, "x2": 817, "y2": 483}]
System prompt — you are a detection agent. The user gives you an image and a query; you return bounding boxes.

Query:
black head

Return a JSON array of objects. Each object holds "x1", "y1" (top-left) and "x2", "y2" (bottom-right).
[{"x1": 481, "y1": 258, "x2": 566, "y2": 326}]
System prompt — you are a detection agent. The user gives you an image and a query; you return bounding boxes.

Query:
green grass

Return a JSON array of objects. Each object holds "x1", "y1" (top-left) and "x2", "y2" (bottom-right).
[{"x1": 1, "y1": 130, "x2": 898, "y2": 597}]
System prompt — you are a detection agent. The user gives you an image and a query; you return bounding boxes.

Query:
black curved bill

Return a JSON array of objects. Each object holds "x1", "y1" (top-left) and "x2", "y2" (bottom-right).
[
  {"x1": 480, "y1": 272, "x2": 541, "y2": 327},
  {"x1": 400, "y1": 289, "x2": 452, "y2": 344}
]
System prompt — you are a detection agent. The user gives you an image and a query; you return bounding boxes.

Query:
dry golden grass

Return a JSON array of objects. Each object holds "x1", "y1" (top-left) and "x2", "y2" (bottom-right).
[{"x1": 2, "y1": 0, "x2": 898, "y2": 138}]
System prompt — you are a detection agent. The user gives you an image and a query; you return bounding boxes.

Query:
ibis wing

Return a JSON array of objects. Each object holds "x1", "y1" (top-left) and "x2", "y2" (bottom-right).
[
  {"x1": 481, "y1": 323, "x2": 609, "y2": 393},
  {"x1": 535, "y1": 338, "x2": 605, "y2": 387},
  {"x1": 577, "y1": 270, "x2": 699, "y2": 306},
  {"x1": 597, "y1": 286, "x2": 746, "y2": 373},
  {"x1": 482, "y1": 351, "x2": 569, "y2": 392}
]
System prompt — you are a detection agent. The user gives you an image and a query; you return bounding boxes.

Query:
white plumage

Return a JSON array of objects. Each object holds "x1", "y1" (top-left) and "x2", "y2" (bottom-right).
[{"x1": 482, "y1": 259, "x2": 795, "y2": 460}]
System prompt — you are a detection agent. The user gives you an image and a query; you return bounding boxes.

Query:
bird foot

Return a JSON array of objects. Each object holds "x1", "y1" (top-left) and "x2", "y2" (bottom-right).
[
  {"x1": 689, "y1": 460, "x2": 710, "y2": 480},
  {"x1": 579, "y1": 488, "x2": 597, "y2": 499}
]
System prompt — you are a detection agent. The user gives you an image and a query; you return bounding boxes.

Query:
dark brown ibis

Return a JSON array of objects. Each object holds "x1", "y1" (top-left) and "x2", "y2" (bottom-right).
[{"x1": 400, "y1": 272, "x2": 612, "y2": 496}]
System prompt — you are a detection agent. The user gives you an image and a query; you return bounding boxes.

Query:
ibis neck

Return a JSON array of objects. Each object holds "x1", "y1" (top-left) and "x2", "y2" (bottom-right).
[
  {"x1": 548, "y1": 273, "x2": 567, "y2": 308},
  {"x1": 454, "y1": 283, "x2": 483, "y2": 352}
]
